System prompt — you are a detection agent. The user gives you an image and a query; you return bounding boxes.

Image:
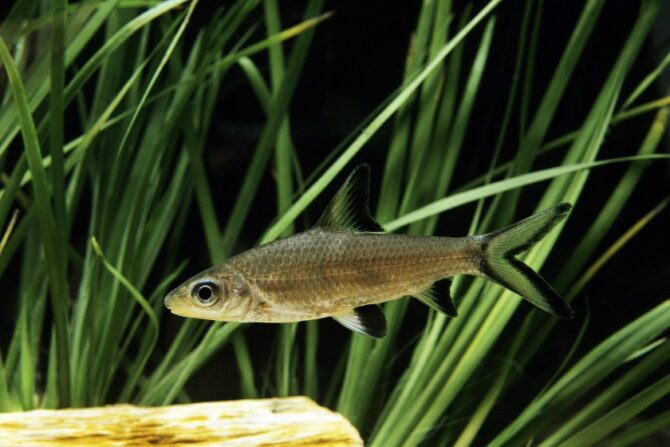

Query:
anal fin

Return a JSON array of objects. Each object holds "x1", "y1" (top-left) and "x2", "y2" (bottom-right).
[
  {"x1": 332, "y1": 305, "x2": 387, "y2": 338},
  {"x1": 414, "y1": 278, "x2": 458, "y2": 316}
]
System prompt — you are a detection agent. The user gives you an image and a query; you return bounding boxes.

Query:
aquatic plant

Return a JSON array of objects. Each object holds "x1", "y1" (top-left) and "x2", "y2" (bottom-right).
[{"x1": 0, "y1": 0, "x2": 668, "y2": 445}]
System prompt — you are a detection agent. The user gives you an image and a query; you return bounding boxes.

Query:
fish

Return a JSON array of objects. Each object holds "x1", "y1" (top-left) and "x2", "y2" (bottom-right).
[{"x1": 164, "y1": 164, "x2": 573, "y2": 338}]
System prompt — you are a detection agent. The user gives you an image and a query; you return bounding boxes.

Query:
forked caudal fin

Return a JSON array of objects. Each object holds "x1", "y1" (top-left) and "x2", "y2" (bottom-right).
[{"x1": 480, "y1": 203, "x2": 574, "y2": 318}]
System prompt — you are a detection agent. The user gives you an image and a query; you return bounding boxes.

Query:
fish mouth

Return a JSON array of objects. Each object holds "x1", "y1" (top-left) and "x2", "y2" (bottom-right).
[
  {"x1": 168, "y1": 306, "x2": 219, "y2": 320},
  {"x1": 164, "y1": 290, "x2": 176, "y2": 309}
]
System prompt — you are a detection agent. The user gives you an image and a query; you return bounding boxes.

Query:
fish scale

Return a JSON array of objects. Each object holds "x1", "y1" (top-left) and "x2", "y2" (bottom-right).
[{"x1": 229, "y1": 230, "x2": 480, "y2": 314}]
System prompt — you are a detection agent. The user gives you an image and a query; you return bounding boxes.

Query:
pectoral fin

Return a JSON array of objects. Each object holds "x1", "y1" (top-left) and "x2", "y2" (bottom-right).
[
  {"x1": 332, "y1": 305, "x2": 387, "y2": 338},
  {"x1": 414, "y1": 278, "x2": 458, "y2": 316}
]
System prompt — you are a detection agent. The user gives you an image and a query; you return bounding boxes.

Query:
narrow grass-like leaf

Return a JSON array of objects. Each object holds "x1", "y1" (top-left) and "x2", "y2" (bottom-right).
[
  {"x1": 518, "y1": 0, "x2": 542, "y2": 136},
  {"x1": 436, "y1": 17, "x2": 494, "y2": 200},
  {"x1": 376, "y1": 1, "x2": 430, "y2": 223},
  {"x1": 210, "y1": 11, "x2": 333, "y2": 75},
  {"x1": 233, "y1": 333, "x2": 258, "y2": 398},
  {"x1": 263, "y1": 0, "x2": 503, "y2": 244},
  {"x1": 139, "y1": 323, "x2": 239, "y2": 405},
  {"x1": 490, "y1": 300, "x2": 670, "y2": 446},
  {"x1": 0, "y1": 0, "x2": 120, "y2": 159},
  {"x1": 615, "y1": 94, "x2": 670, "y2": 121},
  {"x1": 0, "y1": 209, "x2": 18, "y2": 254},
  {"x1": 454, "y1": 95, "x2": 670, "y2": 195},
  {"x1": 221, "y1": 0, "x2": 325, "y2": 256},
  {"x1": 557, "y1": 374, "x2": 670, "y2": 447},
  {"x1": 238, "y1": 57, "x2": 272, "y2": 110},
  {"x1": 517, "y1": 0, "x2": 669, "y2": 379},
  {"x1": 61, "y1": 0, "x2": 189, "y2": 118},
  {"x1": 17, "y1": 307, "x2": 34, "y2": 410},
  {"x1": 0, "y1": 35, "x2": 71, "y2": 406},
  {"x1": 430, "y1": 15, "x2": 493, "y2": 234},
  {"x1": 0, "y1": 210, "x2": 30, "y2": 278},
  {"x1": 540, "y1": 340, "x2": 670, "y2": 446},
  {"x1": 112, "y1": 0, "x2": 198, "y2": 182},
  {"x1": 91, "y1": 237, "x2": 158, "y2": 401},
  {"x1": 303, "y1": 320, "x2": 318, "y2": 399},
  {"x1": 0, "y1": 156, "x2": 30, "y2": 216},
  {"x1": 600, "y1": 410, "x2": 670, "y2": 447},
  {"x1": 621, "y1": 50, "x2": 670, "y2": 110},
  {"x1": 264, "y1": 0, "x2": 301, "y2": 397},
  {"x1": 184, "y1": 97, "x2": 224, "y2": 263},
  {"x1": 452, "y1": 329, "x2": 526, "y2": 447},
  {"x1": 384, "y1": 154, "x2": 670, "y2": 231},
  {"x1": 501, "y1": 0, "x2": 605, "y2": 218},
  {"x1": 397, "y1": 0, "x2": 453, "y2": 216},
  {"x1": 49, "y1": 0, "x2": 67, "y2": 287},
  {"x1": 0, "y1": 350, "x2": 10, "y2": 411},
  {"x1": 550, "y1": 4, "x2": 667, "y2": 293},
  {"x1": 566, "y1": 198, "x2": 668, "y2": 301}
]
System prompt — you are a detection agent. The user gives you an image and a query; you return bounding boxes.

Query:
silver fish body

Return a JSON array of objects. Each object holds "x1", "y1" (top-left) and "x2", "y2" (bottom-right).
[
  {"x1": 165, "y1": 165, "x2": 573, "y2": 338},
  {"x1": 226, "y1": 230, "x2": 480, "y2": 319}
]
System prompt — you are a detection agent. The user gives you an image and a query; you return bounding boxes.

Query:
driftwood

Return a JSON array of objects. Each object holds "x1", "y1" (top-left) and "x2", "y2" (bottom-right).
[{"x1": 0, "y1": 396, "x2": 363, "y2": 446}]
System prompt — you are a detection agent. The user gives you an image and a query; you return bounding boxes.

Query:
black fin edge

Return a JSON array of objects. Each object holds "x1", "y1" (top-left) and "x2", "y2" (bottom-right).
[
  {"x1": 354, "y1": 304, "x2": 387, "y2": 338},
  {"x1": 487, "y1": 203, "x2": 572, "y2": 257},
  {"x1": 481, "y1": 260, "x2": 574, "y2": 319},
  {"x1": 415, "y1": 278, "x2": 457, "y2": 317},
  {"x1": 332, "y1": 305, "x2": 387, "y2": 338},
  {"x1": 314, "y1": 164, "x2": 385, "y2": 233},
  {"x1": 434, "y1": 278, "x2": 457, "y2": 316},
  {"x1": 481, "y1": 203, "x2": 574, "y2": 319}
]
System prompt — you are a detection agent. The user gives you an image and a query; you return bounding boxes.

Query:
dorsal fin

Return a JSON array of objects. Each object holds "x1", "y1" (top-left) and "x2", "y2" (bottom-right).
[
  {"x1": 314, "y1": 164, "x2": 385, "y2": 232},
  {"x1": 413, "y1": 278, "x2": 458, "y2": 316}
]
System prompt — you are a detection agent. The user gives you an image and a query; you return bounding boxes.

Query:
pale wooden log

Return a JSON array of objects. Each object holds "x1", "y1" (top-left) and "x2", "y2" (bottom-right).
[{"x1": 0, "y1": 396, "x2": 363, "y2": 446}]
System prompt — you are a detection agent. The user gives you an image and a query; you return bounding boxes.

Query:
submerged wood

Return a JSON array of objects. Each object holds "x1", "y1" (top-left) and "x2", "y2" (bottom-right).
[{"x1": 0, "y1": 396, "x2": 363, "y2": 446}]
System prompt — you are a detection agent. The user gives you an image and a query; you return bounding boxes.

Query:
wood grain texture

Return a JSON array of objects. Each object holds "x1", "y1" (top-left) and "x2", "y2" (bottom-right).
[{"x1": 0, "y1": 396, "x2": 363, "y2": 446}]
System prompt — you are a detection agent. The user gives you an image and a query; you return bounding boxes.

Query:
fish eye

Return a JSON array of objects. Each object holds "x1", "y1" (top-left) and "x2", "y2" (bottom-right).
[{"x1": 191, "y1": 281, "x2": 220, "y2": 306}]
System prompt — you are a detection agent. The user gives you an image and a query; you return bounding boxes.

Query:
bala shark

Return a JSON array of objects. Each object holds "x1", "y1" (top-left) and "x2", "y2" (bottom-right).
[{"x1": 165, "y1": 165, "x2": 573, "y2": 338}]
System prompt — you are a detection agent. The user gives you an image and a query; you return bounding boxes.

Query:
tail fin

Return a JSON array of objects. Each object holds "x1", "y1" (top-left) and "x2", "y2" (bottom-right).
[{"x1": 480, "y1": 203, "x2": 573, "y2": 318}]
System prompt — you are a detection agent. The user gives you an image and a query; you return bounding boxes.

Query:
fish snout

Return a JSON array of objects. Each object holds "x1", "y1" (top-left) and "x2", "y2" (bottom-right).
[{"x1": 164, "y1": 290, "x2": 176, "y2": 309}]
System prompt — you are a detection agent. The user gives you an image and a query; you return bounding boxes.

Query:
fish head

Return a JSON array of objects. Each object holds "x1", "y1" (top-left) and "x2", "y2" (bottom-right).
[{"x1": 164, "y1": 266, "x2": 252, "y2": 321}]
